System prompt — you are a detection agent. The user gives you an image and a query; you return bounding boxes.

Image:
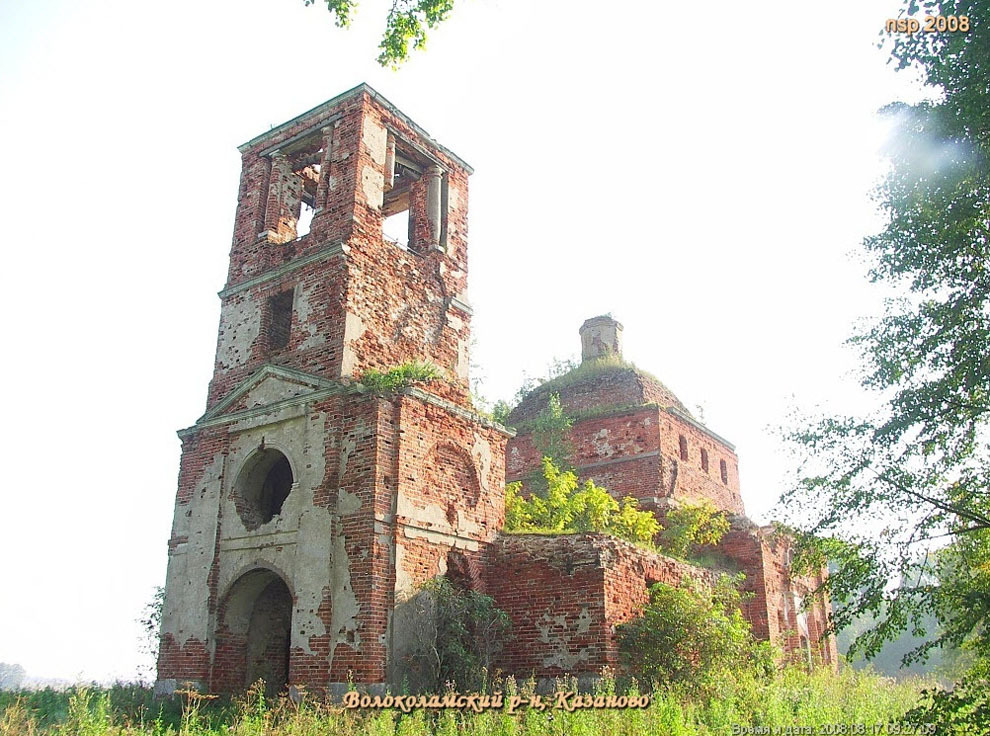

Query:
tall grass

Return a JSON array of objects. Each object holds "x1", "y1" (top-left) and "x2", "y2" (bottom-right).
[{"x1": 0, "y1": 667, "x2": 928, "y2": 736}]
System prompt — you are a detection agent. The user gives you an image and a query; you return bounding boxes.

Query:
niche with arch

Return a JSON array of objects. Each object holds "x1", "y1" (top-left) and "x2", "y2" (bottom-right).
[{"x1": 422, "y1": 442, "x2": 481, "y2": 517}]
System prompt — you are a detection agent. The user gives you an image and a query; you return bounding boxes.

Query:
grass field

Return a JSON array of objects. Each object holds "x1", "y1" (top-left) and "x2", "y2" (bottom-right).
[{"x1": 0, "y1": 666, "x2": 931, "y2": 736}]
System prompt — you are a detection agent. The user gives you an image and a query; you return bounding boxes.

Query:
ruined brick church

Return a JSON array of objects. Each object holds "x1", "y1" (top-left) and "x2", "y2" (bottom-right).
[{"x1": 156, "y1": 84, "x2": 837, "y2": 696}]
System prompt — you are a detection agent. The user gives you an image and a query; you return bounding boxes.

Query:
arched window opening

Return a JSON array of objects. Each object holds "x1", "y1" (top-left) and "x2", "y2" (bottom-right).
[{"x1": 235, "y1": 449, "x2": 295, "y2": 530}]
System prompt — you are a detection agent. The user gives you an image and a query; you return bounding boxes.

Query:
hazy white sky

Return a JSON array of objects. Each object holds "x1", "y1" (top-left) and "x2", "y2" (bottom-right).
[{"x1": 0, "y1": 0, "x2": 927, "y2": 682}]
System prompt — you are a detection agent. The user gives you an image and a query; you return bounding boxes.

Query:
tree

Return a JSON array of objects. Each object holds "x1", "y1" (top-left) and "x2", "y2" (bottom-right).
[
  {"x1": 779, "y1": 0, "x2": 989, "y2": 724},
  {"x1": 137, "y1": 586, "x2": 165, "y2": 683},
  {"x1": 616, "y1": 575, "x2": 774, "y2": 695},
  {"x1": 0, "y1": 663, "x2": 26, "y2": 691},
  {"x1": 303, "y1": 0, "x2": 457, "y2": 67},
  {"x1": 530, "y1": 393, "x2": 574, "y2": 474}
]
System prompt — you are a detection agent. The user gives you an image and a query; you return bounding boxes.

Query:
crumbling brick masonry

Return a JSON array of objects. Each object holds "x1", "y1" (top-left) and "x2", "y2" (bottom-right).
[{"x1": 156, "y1": 85, "x2": 835, "y2": 697}]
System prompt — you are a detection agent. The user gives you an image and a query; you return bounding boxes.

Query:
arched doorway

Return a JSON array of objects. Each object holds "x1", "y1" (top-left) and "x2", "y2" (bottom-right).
[{"x1": 214, "y1": 569, "x2": 293, "y2": 694}]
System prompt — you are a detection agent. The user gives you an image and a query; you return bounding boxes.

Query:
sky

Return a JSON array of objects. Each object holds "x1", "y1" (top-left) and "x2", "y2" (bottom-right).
[{"x1": 0, "y1": 0, "x2": 930, "y2": 683}]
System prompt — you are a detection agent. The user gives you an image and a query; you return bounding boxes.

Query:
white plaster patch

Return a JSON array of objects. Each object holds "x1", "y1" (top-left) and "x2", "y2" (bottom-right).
[
  {"x1": 396, "y1": 492, "x2": 456, "y2": 534},
  {"x1": 338, "y1": 487, "x2": 362, "y2": 515},
  {"x1": 456, "y1": 339, "x2": 470, "y2": 381},
  {"x1": 216, "y1": 298, "x2": 260, "y2": 370},
  {"x1": 294, "y1": 284, "x2": 326, "y2": 350},
  {"x1": 326, "y1": 524, "x2": 361, "y2": 675},
  {"x1": 472, "y1": 433, "x2": 493, "y2": 493},
  {"x1": 242, "y1": 375, "x2": 313, "y2": 409},
  {"x1": 401, "y1": 525, "x2": 481, "y2": 552},
  {"x1": 361, "y1": 164, "x2": 384, "y2": 210},
  {"x1": 593, "y1": 429, "x2": 614, "y2": 458},
  {"x1": 292, "y1": 507, "x2": 333, "y2": 655},
  {"x1": 576, "y1": 607, "x2": 592, "y2": 634},
  {"x1": 341, "y1": 312, "x2": 365, "y2": 378},
  {"x1": 339, "y1": 431, "x2": 357, "y2": 478},
  {"x1": 362, "y1": 117, "x2": 387, "y2": 166},
  {"x1": 161, "y1": 453, "x2": 225, "y2": 644},
  {"x1": 537, "y1": 610, "x2": 591, "y2": 670}
]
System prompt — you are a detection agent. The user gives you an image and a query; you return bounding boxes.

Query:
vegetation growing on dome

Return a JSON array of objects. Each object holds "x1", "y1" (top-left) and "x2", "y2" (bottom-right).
[{"x1": 509, "y1": 354, "x2": 684, "y2": 414}]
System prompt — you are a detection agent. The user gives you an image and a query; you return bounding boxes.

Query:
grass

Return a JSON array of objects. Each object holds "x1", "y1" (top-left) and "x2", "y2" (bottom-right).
[
  {"x1": 359, "y1": 361, "x2": 443, "y2": 394},
  {"x1": 0, "y1": 666, "x2": 930, "y2": 735},
  {"x1": 523, "y1": 355, "x2": 642, "y2": 398},
  {"x1": 510, "y1": 355, "x2": 686, "y2": 420}
]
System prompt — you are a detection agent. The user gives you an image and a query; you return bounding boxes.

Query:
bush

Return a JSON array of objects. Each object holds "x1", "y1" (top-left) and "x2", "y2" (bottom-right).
[
  {"x1": 504, "y1": 458, "x2": 659, "y2": 545},
  {"x1": 407, "y1": 577, "x2": 511, "y2": 692},
  {"x1": 617, "y1": 574, "x2": 774, "y2": 696},
  {"x1": 659, "y1": 500, "x2": 730, "y2": 560}
]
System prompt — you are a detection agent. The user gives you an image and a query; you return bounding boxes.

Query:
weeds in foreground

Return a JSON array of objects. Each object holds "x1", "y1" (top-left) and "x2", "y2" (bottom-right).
[{"x1": 0, "y1": 666, "x2": 930, "y2": 736}]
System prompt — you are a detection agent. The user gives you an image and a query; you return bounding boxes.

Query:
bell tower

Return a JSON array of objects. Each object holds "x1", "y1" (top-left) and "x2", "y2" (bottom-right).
[{"x1": 156, "y1": 85, "x2": 510, "y2": 696}]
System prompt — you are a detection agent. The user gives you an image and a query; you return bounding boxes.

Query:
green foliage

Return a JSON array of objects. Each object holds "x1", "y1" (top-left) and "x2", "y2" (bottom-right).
[
  {"x1": 779, "y1": 0, "x2": 990, "y2": 703},
  {"x1": 511, "y1": 356, "x2": 580, "y2": 406},
  {"x1": 616, "y1": 574, "x2": 774, "y2": 696},
  {"x1": 489, "y1": 400, "x2": 511, "y2": 426},
  {"x1": 504, "y1": 457, "x2": 659, "y2": 545},
  {"x1": 658, "y1": 500, "x2": 730, "y2": 560},
  {"x1": 0, "y1": 667, "x2": 930, "y2": 734},
  {"x1": 359, "y1": 361, "x2": 442, "y2": 394},
  {"x1": 907, "y1": 657, "x2": 990, "y2": 735},
  {"x1": 529, "y1": 393, "x2": 573, "y2": 472},
  {"x1": 302, "y1": 0, "x2": 457, "y2": 67},
  {"x1": 409, "y1": 577, "x2": 511, "y2": 692}
]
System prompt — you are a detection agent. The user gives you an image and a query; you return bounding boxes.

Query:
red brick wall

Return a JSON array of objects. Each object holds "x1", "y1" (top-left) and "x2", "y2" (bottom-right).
[
  {"x1": 658, "y1": 411, "x2": 743, "y2": 514},
  {"x1": 157, "y1": 635, "x2": 210, "y2": 684},
  {"x1": 508, "y1": 404, "x2": 744, "y2": 516},
  {"x1": 208, "y1": 88, "x2": 475, "y2": 413},
  {"x1": 719, "y1": 523, "x2": 837, "y2": 669},
  {"x1": 486, "y1": 534, "x2": 713, "y2": 679}
]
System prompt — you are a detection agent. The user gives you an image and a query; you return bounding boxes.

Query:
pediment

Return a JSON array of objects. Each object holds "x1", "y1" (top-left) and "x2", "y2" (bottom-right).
[{"x1": 200, "y1": 365, "x2": 336, "y2": 422}]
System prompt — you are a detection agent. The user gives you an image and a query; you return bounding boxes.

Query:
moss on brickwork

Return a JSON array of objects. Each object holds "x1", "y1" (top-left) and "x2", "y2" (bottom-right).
[{"x1": 509, "y1": 401, "x2": 660, "y2": 434}]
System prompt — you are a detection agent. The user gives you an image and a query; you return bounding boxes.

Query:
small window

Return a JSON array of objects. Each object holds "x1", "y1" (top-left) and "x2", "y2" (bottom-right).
[
  {"x1": 678, "y1": 435, "x2": 688, "y2": 461},
  {"x1": 269, "y1": 290, "x2": 293, "y2": 351},
  {"x1": 720, "y1": 459, "x2": 728, "y2": 484},
  {"x1": 701, "y1": 448, "x2": 709, "y2": 473}
]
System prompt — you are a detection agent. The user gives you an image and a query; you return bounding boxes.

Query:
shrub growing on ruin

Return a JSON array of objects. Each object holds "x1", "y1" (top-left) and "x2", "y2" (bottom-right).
[
  {"x1": 408, "y1": 577, "x2": 511, "y2": 692},
  {"x1": 504, "y1": 458, "x2": 660, "y2": 545},
  {"x1": 616, "y1": 574, "x2": 774, "y2": 696},
  {"x1": 658, "y1": 500, "x2": 730, "y2": 560}
]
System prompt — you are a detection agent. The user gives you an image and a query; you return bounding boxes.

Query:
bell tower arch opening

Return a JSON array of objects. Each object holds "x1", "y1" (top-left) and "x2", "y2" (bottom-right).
[{"x1": 214, "y1": 569, "x2": 293, "y2": 695}]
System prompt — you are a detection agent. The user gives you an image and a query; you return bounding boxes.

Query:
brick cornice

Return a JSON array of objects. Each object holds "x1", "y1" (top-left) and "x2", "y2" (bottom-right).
[{"x1": 218, "y1": 240, "x2": 345, "y2": 299}]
